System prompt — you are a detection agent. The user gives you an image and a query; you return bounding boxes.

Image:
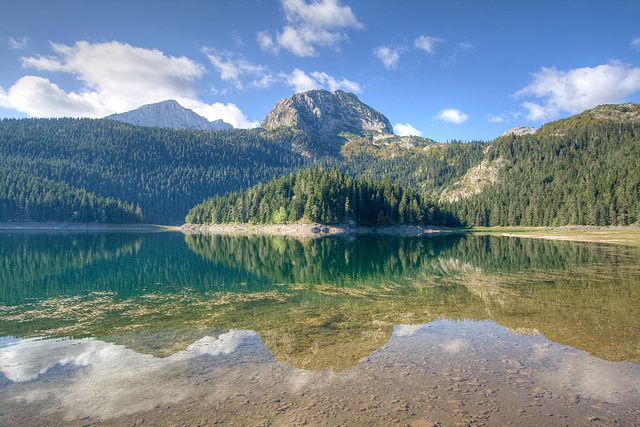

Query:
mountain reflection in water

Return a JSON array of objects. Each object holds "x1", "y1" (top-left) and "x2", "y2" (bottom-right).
[{"x1": 1, "y1": 232, "x2": 638, "y2": 370}]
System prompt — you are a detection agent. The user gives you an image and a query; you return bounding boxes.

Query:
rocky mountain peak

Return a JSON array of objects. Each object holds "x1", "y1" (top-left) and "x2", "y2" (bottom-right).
[
  {"x1": 262, "y1": 90, "x2": 394, "y2": 137},
  {"x1": 502, "y1": 126, "x2": 537, "y2": 137},
  {"x1": 106, "y1": 100, "x2": 233, "y2": 131}
]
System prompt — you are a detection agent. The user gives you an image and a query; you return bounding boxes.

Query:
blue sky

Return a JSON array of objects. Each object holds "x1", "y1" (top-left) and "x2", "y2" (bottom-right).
[{"x1": 1, "y1": 0, "x2": 640, "y2": 140}]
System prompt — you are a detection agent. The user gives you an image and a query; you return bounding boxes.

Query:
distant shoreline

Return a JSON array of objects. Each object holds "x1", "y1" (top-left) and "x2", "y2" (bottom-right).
[
  {"x1": 469, "y1": 225, "x2": 640, "y2": 247},
  {"x1": 1, "y1": 222, "x2": 638, "y2": 247},
  {"x1": 180, "y1": 223, "x2": 454, "y2": 238},
  {"x1": 0, "y1": 222, "x2": 177, "y2": 232}
]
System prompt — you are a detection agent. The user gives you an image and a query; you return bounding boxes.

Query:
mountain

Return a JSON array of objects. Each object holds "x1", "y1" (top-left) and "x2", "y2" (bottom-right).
[
  {"x1": 445, "y1": 104, "x2": 640, "y2": 226},
  {"x1": 0, "y1": 119, "x2": 307, "y2": 223},
  {"x1": 502, "y1": 126, "x2": 536, "y2": 137},
  {"x1": 0, "y1": 99, "x2": 638, "y2": 227},
  {"x1": 262, "y1": 90, "x2": 393, "y2": 138},
  {"x1": 106, "y1": 100, "x2": 233, "y2": 131}
]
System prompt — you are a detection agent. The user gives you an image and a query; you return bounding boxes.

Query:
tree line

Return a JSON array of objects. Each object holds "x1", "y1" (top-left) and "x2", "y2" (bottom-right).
[{"x1": 186, "y1": 167, "x2": 459, "y2": 226}]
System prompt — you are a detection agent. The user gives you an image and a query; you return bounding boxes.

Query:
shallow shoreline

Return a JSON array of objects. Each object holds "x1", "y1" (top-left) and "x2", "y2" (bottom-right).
[
  {"x1": 0, "y1": 222, "x2": 176, "y2": 232},
  {"x1": 470, "y1": 225, "x2": 640, "y2": 247},
  {"x1": 1, "y1": 222, "x2": 638, "y2": 246},
  {"x1": 180, "y1": 223, "x2": 454, "y2": 238}
]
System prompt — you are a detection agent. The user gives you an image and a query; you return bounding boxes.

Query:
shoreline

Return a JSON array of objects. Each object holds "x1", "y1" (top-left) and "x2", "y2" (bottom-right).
[
  {"x1": 180, "y1": 223, "x2": 454, "y2": 238},
  {"x1": 469, "y1": 225, "x2": 640, "y2": 247},
  {"x1": 0, "y1": 222, "x2": 638, "y2": 247},
  {"x1": 0, "y1": 222, "x2": 177, "y2": 232}
]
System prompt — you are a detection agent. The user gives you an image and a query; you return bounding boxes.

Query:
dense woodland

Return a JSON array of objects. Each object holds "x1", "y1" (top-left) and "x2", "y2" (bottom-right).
[
  {"x1": 448, "y1": 117, "x2": 640, "y2": 226},
  {"x1": 336, "y1": 139, "x2": 486, "y2": 194},
  {"x1": 186, "y1": 167, "x2": 457, "y2": 226},
  {"x1": 0, "y1": 118, "x2": 308, "y2": 223},
  {"x1": 1, "y1": 106, "x2": 639, "y2": 226}
]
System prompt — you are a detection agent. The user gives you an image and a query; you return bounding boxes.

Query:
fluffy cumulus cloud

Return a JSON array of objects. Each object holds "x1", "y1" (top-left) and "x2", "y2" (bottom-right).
[
  {"x1": 414, "y1": 35, "x2": 443, "y2": 54},
  {"x1": 0, "y1": 40, "x2": 256, "y2": 128},
  {"x1": 516, "y1": 61, "x2": 640, "y2": 121},
  {"x1": 203, "y1": 48, "x2": 275, "y2": 90},
  {"x1": 436, "y1": 108, "x2": 469, "y2": 124},
  {"x1": 257, "y1": 0, "x2": 362, "y2": 57},
  {"x1": 284, "y1": 68, "x2": 361, "y2": 93},
  {"x1": 632, "y1": 36, "x2": 640, "y2": 51},
  {"x1": 374, "y1": 46, "x2": 401, "y2": 70},
  {"x1": 394, "y1": 122, "x2": 423, "y2": 136}
]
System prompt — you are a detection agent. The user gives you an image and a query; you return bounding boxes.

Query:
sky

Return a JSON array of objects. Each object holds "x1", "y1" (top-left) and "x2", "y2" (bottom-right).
[{"x1": 1, "y1": 0, "x2": 640, "y2": 141}]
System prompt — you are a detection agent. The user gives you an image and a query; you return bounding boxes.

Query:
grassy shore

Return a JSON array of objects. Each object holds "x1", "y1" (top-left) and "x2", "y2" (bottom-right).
[{"x1": 467, "y1": 225, "x2": 640, "y2": 247}]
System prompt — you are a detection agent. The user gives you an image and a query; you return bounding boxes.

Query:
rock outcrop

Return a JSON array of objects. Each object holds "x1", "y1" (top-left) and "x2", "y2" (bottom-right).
[
  {"x1": 107, "y1": 100, "x2": 233, "y2": 131},
  {"x1": 262, "y1": 90, "x2": 393, "y2": 138}
]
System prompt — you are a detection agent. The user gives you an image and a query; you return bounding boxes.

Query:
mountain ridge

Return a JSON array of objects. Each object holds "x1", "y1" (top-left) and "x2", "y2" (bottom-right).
[
  {"x1": 106, "y1": 100, "x2": 233, "y2": 131},
  {"x1": 262, "y1": 90, "x2": 394, "y2": 138}
]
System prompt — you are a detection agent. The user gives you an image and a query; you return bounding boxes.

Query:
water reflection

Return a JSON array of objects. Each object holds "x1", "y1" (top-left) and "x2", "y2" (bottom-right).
[
  {"x1": 1, "y1": 320, "x2": 639, "y2": 425},
  {"x1": 1, "y1": 232, "x2": 639, "y2": 370}
]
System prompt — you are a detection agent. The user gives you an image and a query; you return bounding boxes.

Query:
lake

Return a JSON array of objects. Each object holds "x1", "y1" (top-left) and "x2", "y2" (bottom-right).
[{"x1": 1, "y1": 232, "x2": 639, "y2": 425}]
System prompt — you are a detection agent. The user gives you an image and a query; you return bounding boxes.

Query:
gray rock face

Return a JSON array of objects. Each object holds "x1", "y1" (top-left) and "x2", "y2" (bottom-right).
[
  {"x1": 262, "y1": 90, "x2": 393, "y2": 137},
  {"x1": 502, "y1": 126, "x2": 537, "y2": 137},
  {"x1": 106, "y1": 100, "x2": 233, "y2": 131}
]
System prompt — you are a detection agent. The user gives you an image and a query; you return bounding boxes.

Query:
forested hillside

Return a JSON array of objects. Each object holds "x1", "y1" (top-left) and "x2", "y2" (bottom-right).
[
  {"x1": 1, "y1": 102, "x2": 638, "y2": 227},
  {"x1": 186, "y1": 167, "x2": 457, "y2": 226},
  {"x1": 0, "y1": 118, "x2": 309, "y2": 223},
  {"x1": 335, "y1": 133, "x2": 486, "y2": 195},
  {"x1": 0, "y1": 168, "x2": 143, "y2": 223},
  {"x1": 447, "y1": 105, "x2": 640, "y2": 226}
]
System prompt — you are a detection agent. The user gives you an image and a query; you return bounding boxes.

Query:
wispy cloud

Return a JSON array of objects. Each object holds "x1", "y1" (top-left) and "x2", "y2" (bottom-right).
[
  {"x1": 442, "y1": 41, "x2": 474, "y2": 66},
  {"x1": 7, "y1": 36, "x2": 29, "y2": 50},
  {"x1": 203, "y1": 48, "x2": 274, "y2": 90},
  {"x1": 414, "y1": 35, "x2": 443, "y2": 54},
  {"x1": 488, "y1": 114, "x2": 505, "y2": 123},
  {"x1": 373, "y1": 46, "x2": 402, "y2": 70},
  {"x1": 284, "y1": 68, "x2": 361, "y2": 93}
]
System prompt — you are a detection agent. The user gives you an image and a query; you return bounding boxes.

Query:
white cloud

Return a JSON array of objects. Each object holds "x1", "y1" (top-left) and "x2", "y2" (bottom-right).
[
  {"x1": 441, "y1": 41, "x2": 475, "y2": 66},
  {"x1": 1, "y1": 75, "x2": 101, "y2": 117},
  {"x1": 310, "y1": 71, "x2": 361, "y2": 93},
  {"x1": 414, "y1": 35, "x2": 443, "y2": 54},
  {"x1": 203, "y1": 48, "x2": 274, "y2": 90},
  {"x1": 282, "y1": 0, "x2": 362, "y2": 29},
  {"x1": 0, "y1": 40, "x2": 256, "y2": 128},
  {"x1": 284, "y1": 68, "x2": 361, "y2": 94},
  {"x1": 515, "y1": 61, "x2": 640, "y2": 121},
  {"x1": 488, "y1": 114, "x2": 505, "y2": 123},
  {"x1": 258, "y1": 0, "x2": 362, "y2": 57},
  {"x1": 0, "y1": 86, "x2": 10, "y2": 108},
  {"x1": 286, "y1": 68, "x2": 322, "y2": 92},
  {"x1": 436, "y1": 108, "x2": 469, "y2": 124},
  {"x1": 179, "y1": 98, "x2": 258, "y2": 128},
  {"x1": 632, "y1": 36, "x2": 640, "y2": 51},
  {"x1": 8, "y1": 36, "x2": 29, "y2": 50},
  {"x1": 257, "y1": 31, "x2": 278, "y2": 53},
  {"x1": 394, "y1": 122, "x2": 423, "y2": 136},
  {"x1": 374, "y1": 46, "x2": 401, "y2": 70}
]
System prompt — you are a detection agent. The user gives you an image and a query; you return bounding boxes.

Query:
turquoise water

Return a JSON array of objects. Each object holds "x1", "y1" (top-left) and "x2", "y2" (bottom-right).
[{"x1": 1, "y1": 232, "x2": 639, "y2": 425}]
